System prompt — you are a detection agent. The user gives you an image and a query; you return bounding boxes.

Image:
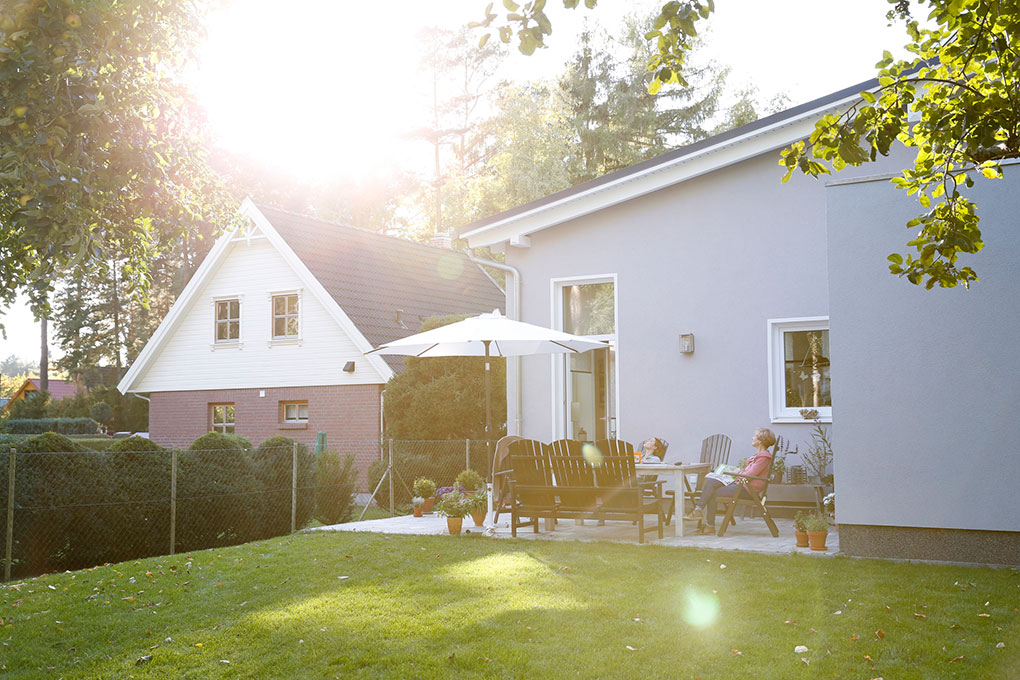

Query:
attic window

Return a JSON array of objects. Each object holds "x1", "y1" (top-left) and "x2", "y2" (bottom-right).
[
  {"x1": 272, "y1": 294, "x2": 300, "y2": 338},
  {"x1": 215, "y1": 299, "x2": 240, "y2": 342}
]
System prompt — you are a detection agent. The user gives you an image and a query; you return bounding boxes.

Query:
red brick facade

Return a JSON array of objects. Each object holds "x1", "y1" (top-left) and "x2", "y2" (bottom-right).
[{"x1": 149, "y1": 385, "x2": 382, "y2": 490}]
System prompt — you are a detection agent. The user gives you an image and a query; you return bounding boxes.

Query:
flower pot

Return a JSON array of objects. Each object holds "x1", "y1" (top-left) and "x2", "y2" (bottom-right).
[
  {"x1": 471, "y1": 509, "x2": 486, "y2": 527},
  {"x1": 413, "y1": 506, "x2": 423, "y2": 518},
  {"x1": 807, "y1": 530, "x2": 828, "y2": 551},
  {"x1": 795, "y1": 530, "x2": 809, "y2": 548},
  {"x1": 446, "y1": 517, "x2": 463, "y2": 535},
  {"x1": 424, "y1": 497, "x2": 435, "y2": 513}
]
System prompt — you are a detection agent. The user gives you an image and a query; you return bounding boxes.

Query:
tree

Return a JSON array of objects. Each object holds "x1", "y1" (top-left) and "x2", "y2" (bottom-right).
[
  {"x1": 477, "y1": 0, "x2": 1017, "y2": 288},
  {"x1": 0, "y1": 0, "x2": 236, "y2": 326}
]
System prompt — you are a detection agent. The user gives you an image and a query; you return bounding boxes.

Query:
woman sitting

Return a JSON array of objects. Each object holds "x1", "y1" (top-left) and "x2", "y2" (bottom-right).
[{"x1": 685, "y1": 427, "x2": 776, "y2": 536}]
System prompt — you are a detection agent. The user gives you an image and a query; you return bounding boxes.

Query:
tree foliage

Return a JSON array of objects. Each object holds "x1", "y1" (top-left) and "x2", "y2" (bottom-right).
[
  {"x1": 781, "y1": 0, "x2": 1018, "y2": 288},
  {"x1": 0, "y1": 0, "x2": 235, "y2": 320}
]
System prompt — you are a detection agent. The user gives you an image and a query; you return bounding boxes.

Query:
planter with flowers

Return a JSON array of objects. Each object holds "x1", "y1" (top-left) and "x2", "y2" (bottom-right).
[
  {"x1": 803, "y1": 513, "x2": 829, "y2": 551},
  {"x1": 793, "y1": 511, "x2": 809, "y2": 548},
  {"x1": 412, "y1": 496, "x2": 424, "y2": 518},
  {"x1": 434, "y1": 487, "x2": 471, "y2": 535},
  {"x1": 456, "y1": 469, "x2": 488, "y2": 527},
  {"x1": 413, "y1": 478, "x2": 437, "y2": 513}
]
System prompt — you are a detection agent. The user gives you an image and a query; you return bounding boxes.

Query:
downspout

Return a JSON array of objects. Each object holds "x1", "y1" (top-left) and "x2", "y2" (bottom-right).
[{"x1": 467, "y1": 254, "x2": 522, "y2": 436}]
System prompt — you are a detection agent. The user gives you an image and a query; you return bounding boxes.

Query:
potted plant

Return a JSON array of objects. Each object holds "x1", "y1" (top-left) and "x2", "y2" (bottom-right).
[
  {"x1": 468, "y1": 488, "x2": 488, "y2": 527},
  {"x1": 413, "y1": 478, "x2": 437, "y2": 513},
  {"x1": 793, "y1": 511, "x2": 809, "y2": 548},
  {"x1": 412, "y1": 496, "x2": 424, "y2": 518},
  {"x1": 434, "y1": 488, "x2": 470, "y2": 535},
  {"x1": 823, "y1": 492, "x2": 836, "y2": 524},
  {"x1": 803, "y1": 513, "x2": 829, "y2": 551}
]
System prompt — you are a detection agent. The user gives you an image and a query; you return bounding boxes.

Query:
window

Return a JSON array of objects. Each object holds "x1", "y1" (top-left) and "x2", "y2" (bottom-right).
[
  {"x1": 555, "y1": 277, "x2": 618, "y2": 441},
  {"x1": 281, "y1": 401, "x2": 309, "y2": 423},
  {"x1": 215, "y1": 299, "x2": 240, "y2": 342},
  {"x1": 768, "y1": 317, "x2": 831, "y2": 423},
  {"x1": 210, "y1": 403, "x2": 235, "y2": 434},
  {"x1": 272, "y1": 293, "x2": 300, "y2": 338}
]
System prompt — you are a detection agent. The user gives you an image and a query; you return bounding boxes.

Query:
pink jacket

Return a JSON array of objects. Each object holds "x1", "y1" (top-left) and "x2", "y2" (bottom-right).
[{"x1": 739, "y1": 451, "x2": 773, "y2": 493}]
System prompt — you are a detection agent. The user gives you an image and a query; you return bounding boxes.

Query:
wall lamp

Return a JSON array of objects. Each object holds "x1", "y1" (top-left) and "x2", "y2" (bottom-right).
[{"x1": 343, "y1": 361, "x2": 356, "y2": 373}]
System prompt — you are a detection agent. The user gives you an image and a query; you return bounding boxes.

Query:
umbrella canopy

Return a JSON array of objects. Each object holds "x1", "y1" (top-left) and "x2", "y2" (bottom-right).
[{"x1": 366, "y1": 309, "x2": 606, "y2": 358}]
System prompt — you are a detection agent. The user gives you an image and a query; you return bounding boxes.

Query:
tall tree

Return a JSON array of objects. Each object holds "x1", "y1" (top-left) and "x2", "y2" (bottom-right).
[{"x1": 0, "y1": 0, "x2": 235, "y2": 328}]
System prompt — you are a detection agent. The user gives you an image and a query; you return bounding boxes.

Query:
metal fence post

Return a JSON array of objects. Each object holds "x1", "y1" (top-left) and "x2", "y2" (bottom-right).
[
  {"x1": 465, "y1": 439, "x2": 471, "y2": 472},
  {"x1": 5, "y1": 450, "x2": 14, "y2": 581},
  {"x1": 169, "y1": 451, "x2": 177, "y2": 556},
  {"x1": 388, "y1": 439, "x2": 394, "y2": 517},
  {"x1": 291, "y1": 442, "x2": 298, "y2": 533}
]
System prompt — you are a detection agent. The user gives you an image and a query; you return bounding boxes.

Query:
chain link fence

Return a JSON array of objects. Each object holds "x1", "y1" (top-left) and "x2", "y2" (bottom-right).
[{"x1": 1, "y1": 439, "x2": 494, "y2": 581}]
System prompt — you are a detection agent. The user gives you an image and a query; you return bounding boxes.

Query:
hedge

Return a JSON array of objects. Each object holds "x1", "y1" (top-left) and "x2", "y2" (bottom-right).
[
  {"x1": 4, "y1": 417, "x2": 101, "y2": 435},
  {"x1": 251, "y1": 436, "x2": 315, "y2": 539},
  {"x1": 315, "y1": 450, "x2": 358, "y2": 525}
]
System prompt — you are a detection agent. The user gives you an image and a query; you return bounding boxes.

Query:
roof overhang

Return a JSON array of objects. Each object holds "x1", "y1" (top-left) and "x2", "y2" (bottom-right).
[{"x1": 461, "y1": 79, "x2": 876, "y2": 249}]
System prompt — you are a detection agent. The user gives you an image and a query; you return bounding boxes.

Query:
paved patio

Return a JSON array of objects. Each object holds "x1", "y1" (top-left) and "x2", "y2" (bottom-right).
[{"x1": 309, "y1": 513, "x2": 839, "y2": 556}]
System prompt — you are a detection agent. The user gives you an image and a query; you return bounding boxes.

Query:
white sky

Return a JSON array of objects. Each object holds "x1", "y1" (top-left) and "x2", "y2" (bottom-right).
[{"x1": 0, "y1": 0, "x2": 911, "y2": 364}]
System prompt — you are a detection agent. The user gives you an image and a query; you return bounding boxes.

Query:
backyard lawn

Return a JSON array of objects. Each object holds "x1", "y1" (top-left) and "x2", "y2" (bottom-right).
[{"x1": 2, "y1": 532, "x2": 1017, "y2": 679}]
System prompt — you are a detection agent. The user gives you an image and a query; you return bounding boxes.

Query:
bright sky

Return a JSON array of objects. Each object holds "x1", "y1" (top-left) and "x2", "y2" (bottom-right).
[{"x1": 0, "y1": 0, "x2": 910, "y2": 364}]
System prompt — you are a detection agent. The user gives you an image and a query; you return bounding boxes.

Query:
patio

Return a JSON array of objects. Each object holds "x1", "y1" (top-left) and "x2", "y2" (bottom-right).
[{"x1": 309, "y1": 513, "x2": 839, "y2": 556}]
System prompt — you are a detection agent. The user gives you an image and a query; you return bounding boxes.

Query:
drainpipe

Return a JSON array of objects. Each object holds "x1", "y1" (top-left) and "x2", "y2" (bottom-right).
[{"x1": 467, "y1": 254, "x2": 522, "y2": 436}]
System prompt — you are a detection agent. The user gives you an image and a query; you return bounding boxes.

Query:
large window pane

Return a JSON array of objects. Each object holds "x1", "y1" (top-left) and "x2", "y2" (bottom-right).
[
  {"x1": 562, "y1": 283, "x2": 615, "y2": 336},
  {"x1": 783, "y1": 329, "x2": 831, "y2": 408}
]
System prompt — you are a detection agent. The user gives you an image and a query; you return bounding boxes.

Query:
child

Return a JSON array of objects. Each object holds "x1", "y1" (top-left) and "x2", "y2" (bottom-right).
[
  {"x1": 685, "y1": 427, "x2": 776, "y2": 535},
  {"x1": 639, "y1": 437, "x2": 668, "y2": 463}
]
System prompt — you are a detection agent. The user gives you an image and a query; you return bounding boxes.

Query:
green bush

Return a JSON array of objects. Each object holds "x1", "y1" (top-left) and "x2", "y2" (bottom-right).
[
  {"x1": 5, "y1": 391, "x2": 49, "y2": 420},
  {"x1": 107, "y1": 436, "x2": 166, "y2": 453},
  {"x1": 104, "y1": 438, "x2": 171, "y2": 562},
  {"x1": 6, "y1": 418, "x2": 101, "y2": 435},
  {"x1": 175, "y1": 433, "x2": 260, "y2": 551},
  {"x1": 15, "y1": 431, "x2": 86, "y2": 452},
  {"x1": 315, "y1": 450, "x2": 358, "y2": 525},
  {"x1": 47, "y1": 385, "x2": 148, "y2": 434},
  {"x1": 89, "y1": 401, "x2": 113, "y2": 426},
  {"x1": 251, "y1": 436, "x2": 315, "y2": 537},
  {"x1": 455, "y1": 469, "x2": 485, "y2": 492}
]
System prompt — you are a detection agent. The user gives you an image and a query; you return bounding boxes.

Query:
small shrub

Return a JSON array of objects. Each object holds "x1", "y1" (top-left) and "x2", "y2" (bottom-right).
[
  {"x1": 89, "y1": 402, "x2": 114, "y2": 427},
  {"x1": 315, "y1": 450, "x2": 358, "y2": 525},
  {"x1": 15, "y1": 432, "x2": 86, "y2": 453},
  {"x1": 412, "y1": 477, "x2": 437, "y2": 498},
  {"x1": 189, "y1": 431, "x2": 252, "y2": 451},
  {"x1": 455, "y1": 469, "x2": 484, "y2": 492},
  {"x1": 803, "y1": 513, "x2": 830, "y2": 532}
]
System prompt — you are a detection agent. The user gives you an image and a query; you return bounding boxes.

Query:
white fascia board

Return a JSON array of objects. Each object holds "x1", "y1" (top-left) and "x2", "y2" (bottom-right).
[
  {"x1": 118, "y1": 217, "x2": 241, "y2": 394},
  {"x1": 239, "y1": 199, "x2": 395, "y2": 383},
  {"x1": 462, "y1": 92, "x2": 862, "y2": 248}
]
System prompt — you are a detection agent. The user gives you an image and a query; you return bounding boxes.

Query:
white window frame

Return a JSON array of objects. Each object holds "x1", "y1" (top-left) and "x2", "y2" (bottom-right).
[
  {"x1": 767, "y1": 316, "x2": 832, "y2": 423},
  {"x1": 281, "y1": 400, "x2": 309, "y2": 423},
  {"x1": 269, "y1": 289, "x2": 303, "y2": 345},
  {"x1": 210, "y1": 294, "x2": 243, "y2": 349},
  {"x1": 210, "y1": 403, "x2": 235, "y2": 434},
  {"x1": 550, "y1": 274, "x2": 620, "y2": 440}
]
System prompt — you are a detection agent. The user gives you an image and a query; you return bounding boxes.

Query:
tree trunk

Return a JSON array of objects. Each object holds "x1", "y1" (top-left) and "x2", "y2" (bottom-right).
[{"x1": 40, "y1": 315, "x2": 48, "y2": 393}]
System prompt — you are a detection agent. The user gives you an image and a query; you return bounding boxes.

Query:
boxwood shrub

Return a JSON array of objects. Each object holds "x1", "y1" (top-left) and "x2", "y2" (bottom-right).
[
  {"x1": 5, "y1": 418, "x2": 101, "y2": 435},
  {"x1": 315, "y1": 450, "x2": 358, "y2": 525},
  {"x1": 251, "y1": 436, "x2": 315, "y2": 538}
]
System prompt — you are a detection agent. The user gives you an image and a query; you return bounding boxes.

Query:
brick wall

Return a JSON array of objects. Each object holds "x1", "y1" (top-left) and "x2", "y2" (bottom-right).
[{"x1": 149, "y1": 385, "x2": 382, "y2": 490}]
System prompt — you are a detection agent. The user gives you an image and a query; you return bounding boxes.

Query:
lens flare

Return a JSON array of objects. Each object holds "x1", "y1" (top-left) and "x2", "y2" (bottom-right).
[
  {"x1": 581, "y1": 443, "x2": 604, "y2": 467},
  {"x1": 682, "y1": 589, "x2": 720, "y2": 628}
]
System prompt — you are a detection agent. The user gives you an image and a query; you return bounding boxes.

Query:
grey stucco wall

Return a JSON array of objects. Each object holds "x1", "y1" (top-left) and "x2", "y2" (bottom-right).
[
  {"x1": 506, "y1": 149, "x2": 868, "y2": 465},
  {"x1": 827, "y1": 163, "x2": 1020, "y2": 532}
]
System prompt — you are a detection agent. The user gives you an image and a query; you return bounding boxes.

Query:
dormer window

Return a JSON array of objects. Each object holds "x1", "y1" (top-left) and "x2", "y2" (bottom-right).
[
  {"x1": 272, "y1": 293, "x2": 300, "y2": 338},
  {"x1": 215, "y1": 299, "x2": 240, "y2": 342}
]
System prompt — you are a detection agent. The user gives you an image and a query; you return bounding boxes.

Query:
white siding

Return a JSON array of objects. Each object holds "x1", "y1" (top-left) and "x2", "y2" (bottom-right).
[{"x1": 132, "y1": 238, "x2": 385, "y2": 392}]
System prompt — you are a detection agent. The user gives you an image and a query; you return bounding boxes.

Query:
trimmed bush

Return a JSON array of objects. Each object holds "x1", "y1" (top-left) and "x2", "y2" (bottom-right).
[
  {"x1": 175, "y1": 433, "x2": 260, "y2": 552},
  {"x1": 5, "y1": 418, "x2": 101, "y2": 435},
  {"x1": 104, "y1": 437, "x2": 171, "y2": 563},
  {"x1": 455, "y1": 469, "x2": 485, "y2": 492},
  {"x1": 89, "y1": 401, "x2": 114, "y2": 426},
  {"x1": 15, "y1": 431, "x2": 86, "y2": 453},
  {"x1": 251, "y1": 436, "x2": 315, "y2": 538},
  {"x1": 107, "y1": 436, "x2": 166, "y2": 453},
  {"x1": 315, "y1": 450, "x2": 357, "y2": 525}
]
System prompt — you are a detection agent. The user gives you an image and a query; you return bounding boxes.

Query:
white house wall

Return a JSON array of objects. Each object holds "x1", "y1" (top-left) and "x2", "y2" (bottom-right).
[{"x1": 131, "y1": 238, "x2": 385, "y2": 392}]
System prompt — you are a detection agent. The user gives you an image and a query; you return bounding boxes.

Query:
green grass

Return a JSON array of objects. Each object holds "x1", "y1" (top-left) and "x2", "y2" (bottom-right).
[{"x1": 2, "y1": 533, "x2": 1017, "y2": 679}]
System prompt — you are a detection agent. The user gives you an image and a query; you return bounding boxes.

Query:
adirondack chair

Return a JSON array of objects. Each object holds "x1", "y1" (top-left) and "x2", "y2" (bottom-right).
[
  {"x1": 490, "y1": 435, "x2": 521, "y2": 524},
  {"x1": 508, "y1": 452, "x2": 556, "y2": 537},
  {"x1": 550, "y1": 438, "x2": 584, "y2": 458},
  {"x1": 682, "y1": 434, "x2": 734, "y2": 514},
  {"x1": 594, "y1": 438, "x2": 635, "y2": 459},
  {"x1": 712, "y1": 442, "x2": 781, "y2": 538},
  {"x1": 594, "y1": 455, "x2": 664, "y2": 543},
  {"x1": 548, "y1": 455, "x2": 600, "y2": 521}
]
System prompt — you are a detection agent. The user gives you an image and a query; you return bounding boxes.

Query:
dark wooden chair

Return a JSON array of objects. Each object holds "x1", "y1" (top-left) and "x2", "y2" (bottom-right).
[
  {"x1": 594, "y1": 455, "x2": 664, "y2": 543},
  {"x1": 713, "y1": 442, "x2": 780, "y2": 538},
  {"x1": 508, "y1": 453, "x2": 556, "y2": 537},
  {"x1": 682, "y1": 434, "x2": 734, "y2": 514},
  {"x1": 594, "y1": 439, "x2": 635, "y2": 459},
  {"x1": 491, "y1": 435, "x2": 521, "y2": 524},
  {"x1": 550, "y1": 438, "x2": 584, "y2": 459},
  {"x1": 548, "y1": 455, "x2": 600, "y2": 522}
]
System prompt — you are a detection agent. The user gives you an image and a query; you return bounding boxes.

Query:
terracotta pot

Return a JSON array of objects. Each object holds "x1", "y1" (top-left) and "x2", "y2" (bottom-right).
[
  {"x1": 807, "y1": 530, "x2": 828, "y2": 551},
  {"x1": 794, "y1": 530, "x2": 809, "y2": 548},
  {"x1": 423, "y1": 497, "x2": 435, "y2": 513},
  {"x1": 413, "y1": 506, "x2": 423, "y2": 517},
  {"x1": 471, "y1": 510, "x2": 486, "y2": 527},
  {"x1": 446, "y1": 516, "x2": 463, "y2": 535}
]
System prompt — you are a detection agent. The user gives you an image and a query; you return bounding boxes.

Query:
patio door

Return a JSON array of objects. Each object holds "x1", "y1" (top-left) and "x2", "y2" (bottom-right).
[{"x1": 556, "y1": 277, "x2": 618, "y2": 442}]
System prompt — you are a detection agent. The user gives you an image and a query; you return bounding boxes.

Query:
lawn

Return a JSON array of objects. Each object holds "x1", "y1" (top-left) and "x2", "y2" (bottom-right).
[{"x1": 2, "y1": 532, "x2": 1017, "y2": 679}]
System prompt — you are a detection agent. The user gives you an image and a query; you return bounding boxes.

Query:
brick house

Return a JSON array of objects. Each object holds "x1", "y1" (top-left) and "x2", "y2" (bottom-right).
[{"x1": 118, "y1": 200, "x2": 504, "y2": 484}]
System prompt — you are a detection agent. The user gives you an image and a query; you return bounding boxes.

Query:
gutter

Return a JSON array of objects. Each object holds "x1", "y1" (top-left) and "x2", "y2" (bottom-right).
[{"x1": 467, "y1": 254, "x2": 522, "y2": 436}]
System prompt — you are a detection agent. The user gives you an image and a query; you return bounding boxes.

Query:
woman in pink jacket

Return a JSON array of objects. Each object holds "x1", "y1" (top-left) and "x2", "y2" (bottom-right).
[{"x1": 685, "y1": 427, "x2": 776, "y2": 535}]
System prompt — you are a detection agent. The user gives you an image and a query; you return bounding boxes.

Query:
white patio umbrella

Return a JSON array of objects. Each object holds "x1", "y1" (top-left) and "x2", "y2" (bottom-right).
[{"x1": 366, "y1": 309, "x2": 607, "y2": 443}]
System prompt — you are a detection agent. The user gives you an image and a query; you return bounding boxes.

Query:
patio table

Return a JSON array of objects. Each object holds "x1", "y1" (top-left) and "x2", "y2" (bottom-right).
[{"x1": 635, "y1": 462, "x2": 712, "y2": 536}]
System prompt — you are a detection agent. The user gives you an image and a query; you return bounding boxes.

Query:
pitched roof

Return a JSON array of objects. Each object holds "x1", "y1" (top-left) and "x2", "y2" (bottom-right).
[
  {"x1": 257, "y1": 206, "x2": 505, "y2": 369},
  {"x1": 461, "y1": 77, "x2": 879, "y2": 246},
  {"x1": 27, "y1": 378, "x2": 81, "y2": 400}
]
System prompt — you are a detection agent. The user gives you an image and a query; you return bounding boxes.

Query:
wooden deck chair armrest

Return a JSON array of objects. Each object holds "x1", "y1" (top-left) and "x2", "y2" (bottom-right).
[
  {"x1": 731, "y1": 473, "x2": 768, "y2": 481},
  {"x1": 492, "y1": 469, "x2": 514, "y2": 478},
  {"x1": 637, "y1": 480, "x2": 664, "y2": 490}
]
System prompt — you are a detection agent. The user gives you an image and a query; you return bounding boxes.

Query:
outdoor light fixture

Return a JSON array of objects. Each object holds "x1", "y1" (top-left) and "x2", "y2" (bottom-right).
[
  {"x1": 343, "y1": 361, "x2": 356, "y2": 373},
  {"x1": 679, "y1": 333, "x2": 695, "y2": 354}
]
